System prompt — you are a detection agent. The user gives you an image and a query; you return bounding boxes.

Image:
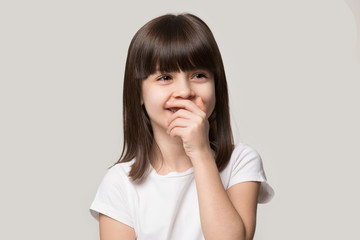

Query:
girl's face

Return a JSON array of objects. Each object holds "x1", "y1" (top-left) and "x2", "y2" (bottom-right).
[{"x1": 141, "y1": 69, "x2": 216, "y2": 135}]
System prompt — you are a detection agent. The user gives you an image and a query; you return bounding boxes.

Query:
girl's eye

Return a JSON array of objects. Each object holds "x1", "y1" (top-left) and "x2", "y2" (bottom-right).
[
  {"x1": 157, "y1": 75, "x2": 172, "y2": 81},
  {"x1": 193, "y1": 73, "x2": 207, "y2": 79}
]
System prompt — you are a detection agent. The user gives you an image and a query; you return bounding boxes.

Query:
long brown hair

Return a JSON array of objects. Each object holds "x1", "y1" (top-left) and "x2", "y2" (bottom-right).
[{"x1": 116, "y1": 13, "x2": 234, "y2": 181}]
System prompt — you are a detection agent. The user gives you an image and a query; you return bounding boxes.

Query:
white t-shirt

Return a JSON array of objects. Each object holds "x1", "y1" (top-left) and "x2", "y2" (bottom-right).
[{"x1": 90, "y1": 143, "x2": 274, "y2": 239}]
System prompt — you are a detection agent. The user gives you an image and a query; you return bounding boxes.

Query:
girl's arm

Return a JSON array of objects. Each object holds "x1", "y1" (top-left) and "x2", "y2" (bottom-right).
[
  {"x1": 99, "y1": 214, "x2": 135, "y2": 240},
  {"x1": 192, "y1": 150, "x2": 260, "y2": 240},
  {"x1": 167, "y1": 98, "x2": 260, "y2": 240}
]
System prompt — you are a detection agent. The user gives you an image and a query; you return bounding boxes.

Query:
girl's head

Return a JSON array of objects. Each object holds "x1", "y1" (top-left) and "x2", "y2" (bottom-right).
[{"x1": 119, "y1": 13, "x2": 233, "y2": 180}]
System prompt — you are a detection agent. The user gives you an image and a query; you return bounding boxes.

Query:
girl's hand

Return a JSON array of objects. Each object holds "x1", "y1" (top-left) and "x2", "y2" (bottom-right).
[{"x1": 166, "y1": 97, "x2": 212, "y2": 160}]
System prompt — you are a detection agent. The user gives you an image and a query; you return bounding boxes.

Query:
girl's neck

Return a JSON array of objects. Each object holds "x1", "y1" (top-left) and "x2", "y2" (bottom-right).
[{"x1": 150, "y1": 132, "x2": 193, "y2": 175}]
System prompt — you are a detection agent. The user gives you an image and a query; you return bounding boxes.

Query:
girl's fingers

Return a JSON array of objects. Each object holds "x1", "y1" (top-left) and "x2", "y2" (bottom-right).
[
  {"x1": 166, "y1": 97, "x2": 209, "y2": 141},
  {"x1": 167, "y1": 113, "x2": 205, "y2": 137},
  {"x1": 167, "y1": 118, "x2": 189, "y2": 137},
  {"x1": 166, "y1": 98, "x2": 206, "y2": 116},
  {"x1": 168, "y1": 127, "x2": 186, "y2": 138},
  {"x1": 167, "y1": 108, "x2": 193, "y2": 126},
  {"x1": 195, "y1": 97, "x2": 206, "y2": 113}
]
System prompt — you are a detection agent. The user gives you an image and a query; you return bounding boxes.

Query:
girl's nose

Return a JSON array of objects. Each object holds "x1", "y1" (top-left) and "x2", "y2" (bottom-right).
[{"x1": 173, "y1": 80, "x2": 195, "y2": 99}]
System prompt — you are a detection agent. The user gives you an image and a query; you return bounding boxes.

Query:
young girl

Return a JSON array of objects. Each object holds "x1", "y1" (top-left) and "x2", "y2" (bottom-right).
[{"x1": 90, "y1": 13, "x2": 274, "y2": 240}]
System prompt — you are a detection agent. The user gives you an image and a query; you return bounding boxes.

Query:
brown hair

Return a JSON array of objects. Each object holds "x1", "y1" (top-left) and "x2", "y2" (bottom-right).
[{"x1": 116, "y1": 13, "x2": 234, "y2": 180}]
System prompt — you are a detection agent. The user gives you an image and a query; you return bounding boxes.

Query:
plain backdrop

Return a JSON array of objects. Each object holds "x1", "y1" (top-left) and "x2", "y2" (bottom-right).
[{"x1": 1, "y1": 0, "x2": 359, "y2": 239}]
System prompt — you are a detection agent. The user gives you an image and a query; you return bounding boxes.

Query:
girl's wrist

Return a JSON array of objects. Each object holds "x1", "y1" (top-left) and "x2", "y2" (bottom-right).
[{"x1": 188, "y1": 146, "x2": 215, "y2": 167}]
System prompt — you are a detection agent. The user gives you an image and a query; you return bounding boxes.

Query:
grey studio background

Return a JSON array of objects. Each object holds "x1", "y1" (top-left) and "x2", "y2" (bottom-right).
[{"x1": 1, "y1": 0, "x2": 359, "y2": 239}]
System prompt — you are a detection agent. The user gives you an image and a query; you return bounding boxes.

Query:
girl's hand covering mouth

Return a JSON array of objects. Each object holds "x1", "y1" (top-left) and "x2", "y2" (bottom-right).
[{"x1": 166, "y1": 97, "x2": 211, "y2": 160}]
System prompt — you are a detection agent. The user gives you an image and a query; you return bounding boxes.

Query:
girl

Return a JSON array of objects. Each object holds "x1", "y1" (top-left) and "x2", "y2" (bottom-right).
[{"x1": 90, "y1": 13, "x2": 274, "y2": 240}]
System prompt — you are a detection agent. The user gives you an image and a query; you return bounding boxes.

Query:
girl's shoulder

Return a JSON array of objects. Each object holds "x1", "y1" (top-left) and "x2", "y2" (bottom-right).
[
  {"x1": 227, "y1": 143, "x2": 265, "y2": 176},
  {"x1": 230, "y1": 143, "x2": 262, "y2": 161},
  {"x1": 102, "y1": 160, "x2": 135, "y2": 184},
  {"x1": 111, "y1": 160, "x2": 134, "y2": 173},
  {"x1": 225, "y1": 142, "x2": 274, "y2": 203},
  {"x1": 223, "y1": 143, "x2": 263, "y2": 172}
]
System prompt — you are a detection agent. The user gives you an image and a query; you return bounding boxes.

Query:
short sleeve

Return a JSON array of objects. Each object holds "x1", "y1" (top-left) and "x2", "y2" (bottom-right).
[
  {"x1": 89, "y1": 164, "x2": 134, "y2": 228},
  {"x1": 228, "y1": 144, "x2": 274, "y2": 203}
]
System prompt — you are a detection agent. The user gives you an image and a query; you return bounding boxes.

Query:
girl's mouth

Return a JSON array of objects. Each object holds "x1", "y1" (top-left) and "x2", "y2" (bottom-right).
[{"x1": 166, "y1": 107, "x2": 180, "y2": 113}]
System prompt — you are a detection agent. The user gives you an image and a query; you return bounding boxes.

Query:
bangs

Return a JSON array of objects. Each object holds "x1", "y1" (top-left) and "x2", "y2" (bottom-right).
[{"x1": 133, "y1": 15, "x2": 218, "y2": 79}]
